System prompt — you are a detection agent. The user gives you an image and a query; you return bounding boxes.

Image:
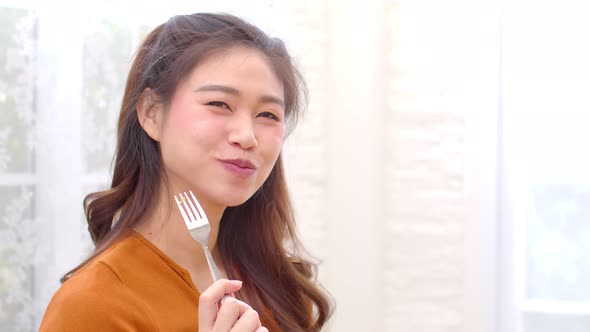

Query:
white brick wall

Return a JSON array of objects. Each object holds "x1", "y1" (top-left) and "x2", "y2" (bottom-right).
[
  {"x1": 385, "y1": 112, "x2": 464, "y2": 331},
  {"x1": 283, "y1": 0, "x2": 330, "y2": 259}
]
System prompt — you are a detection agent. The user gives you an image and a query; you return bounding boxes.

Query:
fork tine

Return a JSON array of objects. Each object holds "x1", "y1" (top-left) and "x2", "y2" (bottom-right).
[
  {"x1": 189, "y1": 191, "x2": 207, "y2": 221},
  {"x1": 178, "y1": 193, "x2": 196, "y2": 223},
  {"x1": 184, "y1": 191, "x2": 202, "y2": 220},
  {"x1": 174, "y1": 194, "x2": 191, "y2": 224},
  {"x1": 180, "y1": 192, "x2": 197, "y2": 223}
]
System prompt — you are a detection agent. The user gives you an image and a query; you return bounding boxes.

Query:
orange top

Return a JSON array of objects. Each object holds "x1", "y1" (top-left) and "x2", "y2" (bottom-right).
[{"x1": 40, "y1": 231, "x2": 201, "y2": 331}]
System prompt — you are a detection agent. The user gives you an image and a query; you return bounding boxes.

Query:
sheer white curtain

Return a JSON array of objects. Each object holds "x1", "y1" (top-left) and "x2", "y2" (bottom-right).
[{"x1": 1, "y1": 5, "x2": 41, "y2": 330}]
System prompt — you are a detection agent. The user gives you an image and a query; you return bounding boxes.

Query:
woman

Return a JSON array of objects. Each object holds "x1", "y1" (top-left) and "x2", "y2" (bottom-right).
[{"x1": 40, "y1": 13, "x2": 332, "y2": 331}]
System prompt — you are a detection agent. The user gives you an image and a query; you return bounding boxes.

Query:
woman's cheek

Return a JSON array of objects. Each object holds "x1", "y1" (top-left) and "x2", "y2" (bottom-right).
[
  {"x1": 171, "y1": 105, "x2": 222, "y2": 138},
  {"x1": 268, "y1": 125, "x2": 286, "y2": 148}
]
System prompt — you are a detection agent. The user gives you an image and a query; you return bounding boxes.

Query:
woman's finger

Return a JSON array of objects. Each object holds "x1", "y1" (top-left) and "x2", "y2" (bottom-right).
[
  {"x1": 214, "y1": 297, "x2": 255, "y2": 331},
  {"x1": 229, "y1": 308, "x2": 262, "y2": 331},
  {"x1": 198, "y1": 279, "x2": 243, "y2": 331}
]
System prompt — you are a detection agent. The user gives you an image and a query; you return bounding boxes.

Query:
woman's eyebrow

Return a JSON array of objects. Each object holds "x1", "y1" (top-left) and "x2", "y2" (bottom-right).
[
  {"x1": 194, "y1": 84, "x2": 284, "y2": 108},
  {"x1": 194, "y1": 84, "x2": 240, "y2": 95},
  {"x1": 259, "y1": 95, "x2": 284, "y2": 108}
]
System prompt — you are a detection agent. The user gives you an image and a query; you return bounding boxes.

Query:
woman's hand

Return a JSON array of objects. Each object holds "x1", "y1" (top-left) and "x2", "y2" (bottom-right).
[{"x1": 199, "y1": 279, "x2": 268, "y2": 332}]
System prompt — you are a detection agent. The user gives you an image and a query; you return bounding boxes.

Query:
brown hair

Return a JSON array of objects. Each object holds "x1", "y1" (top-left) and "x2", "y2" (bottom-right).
[{"x1": 62, "y1": 13, "x2": 332, "y2": 331}]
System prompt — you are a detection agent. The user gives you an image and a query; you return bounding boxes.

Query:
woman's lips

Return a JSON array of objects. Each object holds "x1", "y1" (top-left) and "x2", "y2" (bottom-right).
[{"x1": 219, "y1": 159, "x2": 256, "y2": 177}]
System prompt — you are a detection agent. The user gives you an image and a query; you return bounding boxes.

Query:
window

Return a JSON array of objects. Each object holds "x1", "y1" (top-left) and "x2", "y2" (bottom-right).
[
  {"x1": 500, "y1": 0, "x2": 590, "y2": 330},
  {"x1": 0, "y1": 6, "x2": 37, "y2": 331}
]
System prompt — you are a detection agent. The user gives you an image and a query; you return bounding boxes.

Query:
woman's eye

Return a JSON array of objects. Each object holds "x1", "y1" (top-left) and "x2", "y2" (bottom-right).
[
  {"x1": 207, "y1": 101, "x2": 230, "y2": 109},
  {"x1": 258, "y1": 112, "x2": 281, "y2": 121}
]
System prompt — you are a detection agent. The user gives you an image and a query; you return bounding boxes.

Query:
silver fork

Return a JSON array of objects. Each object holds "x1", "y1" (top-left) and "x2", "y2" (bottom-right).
[{"x1": 174, "y1": 191, "x2": 223, "y2": 282}]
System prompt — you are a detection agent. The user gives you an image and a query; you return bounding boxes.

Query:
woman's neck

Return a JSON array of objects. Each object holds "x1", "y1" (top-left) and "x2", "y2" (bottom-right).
[{"x1": 133, "y1": 183, "x2": 225, "y2": 275}]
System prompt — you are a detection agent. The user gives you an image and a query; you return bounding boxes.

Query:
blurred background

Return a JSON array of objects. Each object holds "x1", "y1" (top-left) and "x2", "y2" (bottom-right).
[{"x1": 1, "y1": 0, "x2": 589, "y2": 331}]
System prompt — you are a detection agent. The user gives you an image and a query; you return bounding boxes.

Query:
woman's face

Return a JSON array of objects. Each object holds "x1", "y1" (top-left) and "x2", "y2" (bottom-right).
[{"x1": 157, "y1": 46, "x2": 286, "y2": 209}]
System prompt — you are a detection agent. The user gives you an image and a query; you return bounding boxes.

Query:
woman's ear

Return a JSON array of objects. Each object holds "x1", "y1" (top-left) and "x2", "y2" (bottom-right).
[{"x1": 136, "y1": 88, "x2": 164, "y2": 142}]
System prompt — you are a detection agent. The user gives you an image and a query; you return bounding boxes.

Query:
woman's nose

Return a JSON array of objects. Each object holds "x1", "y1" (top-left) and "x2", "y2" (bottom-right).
[{"x1": 228, "y1": 114, "x2": 258, "y2": 150}]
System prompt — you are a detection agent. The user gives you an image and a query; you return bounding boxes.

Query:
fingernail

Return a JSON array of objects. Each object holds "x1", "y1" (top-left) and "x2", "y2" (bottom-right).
[{"x1": 232, "y1": 280, "x2": 243, "y2": 286}]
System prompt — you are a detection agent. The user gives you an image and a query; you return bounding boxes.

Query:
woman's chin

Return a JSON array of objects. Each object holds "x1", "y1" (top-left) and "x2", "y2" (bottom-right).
[{"x1": 220, "y1": 193, "x2": 255, "y2": 208}]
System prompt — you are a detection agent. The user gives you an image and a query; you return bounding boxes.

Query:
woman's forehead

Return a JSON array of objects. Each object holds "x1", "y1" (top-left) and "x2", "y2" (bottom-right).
[{"x1": 185, "y1": 46, "x2": 284, "y2": 98}]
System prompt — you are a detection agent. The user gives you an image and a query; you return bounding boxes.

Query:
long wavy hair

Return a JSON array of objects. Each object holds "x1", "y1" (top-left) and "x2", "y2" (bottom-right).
[{"x1": 61, "y1": 13, "x2": 333, "y2": 331}]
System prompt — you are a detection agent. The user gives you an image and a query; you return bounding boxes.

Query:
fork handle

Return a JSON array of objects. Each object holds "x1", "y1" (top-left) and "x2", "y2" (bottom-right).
[
  {"x1": 202, "y1": 245, "x2": 222, "y2": 281},
  {"x1": 202, "y1": 245, "x2": 233, "y2": 304}
]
